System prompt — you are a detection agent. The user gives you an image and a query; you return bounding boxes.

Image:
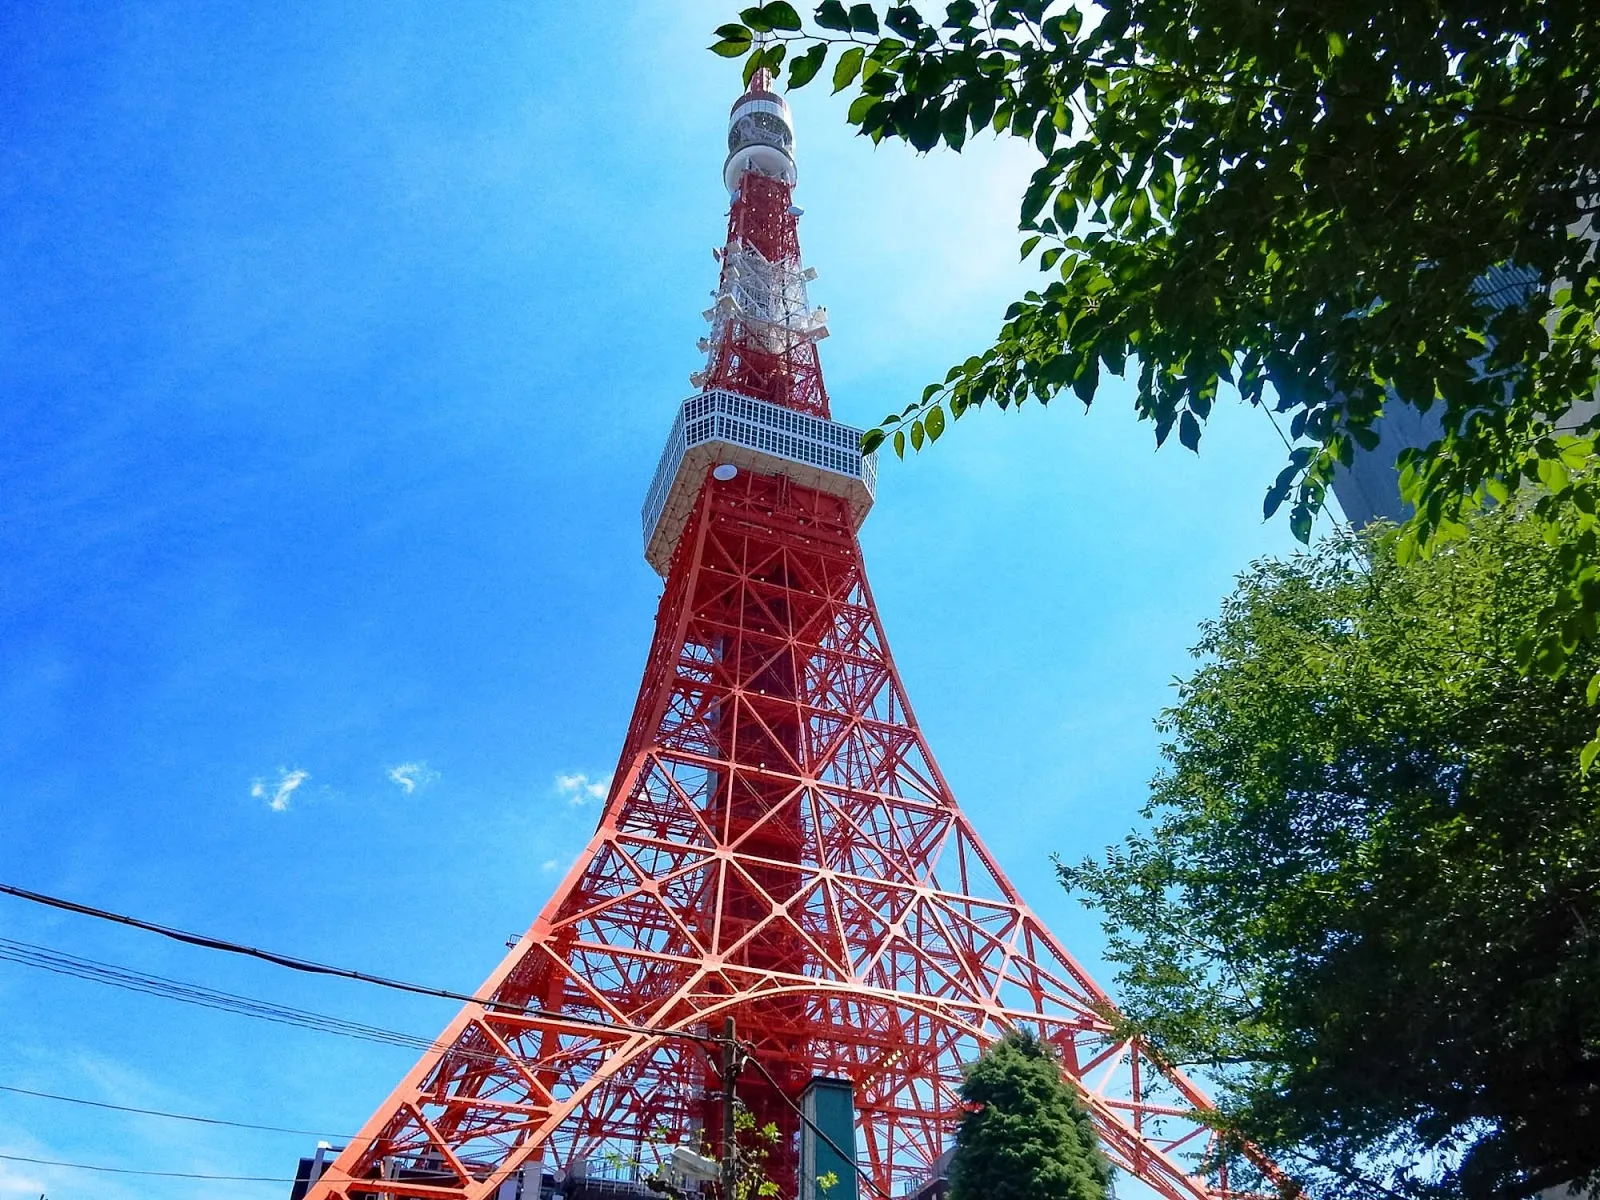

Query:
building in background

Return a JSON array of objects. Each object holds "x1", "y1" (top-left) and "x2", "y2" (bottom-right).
[{"x1": 1327, "y1": 236, "x2": 1598, "y2": 528}]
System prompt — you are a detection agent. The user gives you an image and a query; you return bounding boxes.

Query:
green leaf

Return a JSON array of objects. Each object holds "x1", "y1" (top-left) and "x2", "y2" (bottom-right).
[
  {"x1": 866, "y1": 34, "x2": 905, "y2": 62},
  {"x1": 1538, "y1": 457, "x2": 1572, "y2": 494},
  {"x1": 787, "y1": 43, "x2": 828, "y2": 88},
  {"x1": 833, "y1": 45, "x2": 865, "y2": 91},
  {"x1": 885, "y1": 5, "x2": 922, "y2": 37},
  {"x1": 815, "y1": 0, "x2": 853, "y2": 30},
  {"x1": 925, "y1": 403, "x2": 946, "y2": 440},
  {"x1": 940, "y1": 97, "x2": 969, "y2": 151},
  {"x1": 910, "y1": 418, "x2": 926, "y2": 450},
  {"x1": 944, "y1": 0, "x2": 978, "y2": 26},
  {"x1": 847, "y1": 92, "x2": 878, "y2": 124},
  {"x1": 1020, "y1": 178, "x2": 1052, "y2": 227},
  {"x1": 759, "y1": 1, "x2": 804, "y2": 30},
  {"x1": 1071, "y1": 354, "x2": 1099, "y2": 404},
  {"x1": 1053, "y1": 192, "x2": 1077, "y2": 232},
  {"x1": 1019, "y1": 234, "x2": 1041, "y2": 260},
  {"x1": 1042, "y1": 8, "x2": 1082, "y2": 44},
  {"x1": 1582, "y1": 735, "x2": 1600, "y2": 774},
  {"x1": 848, "y1": 2, "x2": 880, "y2": 33},
  {"x1": 1290, "y1": 504, "x2": 1313, "y2": 542},
  {"x1": 893, "y1": 428, "x2": 906, "y2": 458},
  {"x1": 710, "y1": 24, "x2": 754, "y2": 56},
  {"x1": 1179, "y1": 410, "x2": 1201, "y2": 451},
  {"x1": 861, "y1": 428, "x2": 886, "y2": 454},
  {"x1": 907, "y1": 99, "x2": 944, "y2": 151}
]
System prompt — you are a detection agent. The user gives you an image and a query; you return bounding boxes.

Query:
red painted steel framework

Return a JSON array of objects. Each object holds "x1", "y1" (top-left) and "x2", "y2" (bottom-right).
[{"x1": 305, "y1": 74, "x2": 1267, "y2": 1200}]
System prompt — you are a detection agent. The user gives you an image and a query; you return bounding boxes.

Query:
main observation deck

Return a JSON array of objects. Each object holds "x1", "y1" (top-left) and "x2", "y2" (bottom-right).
[{"x1": 641, "y1": 388, "x2": 877, "y2": 576}]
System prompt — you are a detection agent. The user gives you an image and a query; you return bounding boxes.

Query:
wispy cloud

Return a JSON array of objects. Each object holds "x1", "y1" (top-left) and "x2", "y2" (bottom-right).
[
  {"x1": 387, "y1": 761, "x2": 440, "y2": 795},
  {"x1": 251, "y1": 767, "x2": 309, "y2": 812},
  {"x1": 0, "y1": 1157, "x2": 47, "y2": 1197},
  {"x1": 541, "y1": 859, "x2": 561, "y2": 872},
  {"x1": 554, "y1": 771, "x2": 610, "y2": 806}
]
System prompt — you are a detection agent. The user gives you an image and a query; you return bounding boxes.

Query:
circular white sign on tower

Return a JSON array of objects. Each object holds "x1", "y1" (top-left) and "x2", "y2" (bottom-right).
[{"x1": 712, "y1": 463, "x2": 738, "y2": 481}]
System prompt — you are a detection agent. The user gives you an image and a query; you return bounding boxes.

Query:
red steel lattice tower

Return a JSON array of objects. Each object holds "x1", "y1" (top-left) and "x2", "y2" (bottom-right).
[{"x1": 304, "y1": 74, "x2": 1257, "y2": 1200}]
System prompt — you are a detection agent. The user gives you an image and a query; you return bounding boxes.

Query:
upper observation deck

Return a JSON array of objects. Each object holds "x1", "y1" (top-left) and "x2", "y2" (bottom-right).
[{"x1": 641, "y1": 387, "x2": 877, "y2": 576}]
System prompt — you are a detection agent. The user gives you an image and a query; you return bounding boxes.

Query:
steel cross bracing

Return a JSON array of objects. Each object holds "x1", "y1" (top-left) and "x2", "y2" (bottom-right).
[{"x1": 304, "y1": 468, "x2": 1258, "y2": 1200}]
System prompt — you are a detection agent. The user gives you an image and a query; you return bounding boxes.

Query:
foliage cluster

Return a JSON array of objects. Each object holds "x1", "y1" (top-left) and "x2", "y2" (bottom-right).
[
  {"x1": 709, "y1": 0, "x2": 1600, "y2": 734},
  {"x1": 1058, "y1": 509, "x2": 1600, "y2": 1200},
  {"x1": 948, "y1": 1029, "x2": 1110, "y2": 1200},
  {"x1": 646, "y1": 1104, "x2": 781, "y2": 1200}
]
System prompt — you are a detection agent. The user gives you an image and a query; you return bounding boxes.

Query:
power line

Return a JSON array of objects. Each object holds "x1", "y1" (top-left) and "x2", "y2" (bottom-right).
[
  {"x1": 0, "y1": 1149, "x2": 292, "y2": 1182},
  {"x1": 0, "y1": 1081, "x2": 354, "y2": 1140},
  {"x1": 0, "y1": 935, "x2": 563, "y2": 1077},
  {"x1": 0, "y1": 936, "x2": 461, "y2": 1056},
  {"x1": 0, "y1": 880, "x2": 720, "y2": 1047}
]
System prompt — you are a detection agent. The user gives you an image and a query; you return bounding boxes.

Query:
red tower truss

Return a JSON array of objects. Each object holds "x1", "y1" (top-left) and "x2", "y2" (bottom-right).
[{"x1": 304, "y1": 74, "x2": 1271, "y2": 1200}]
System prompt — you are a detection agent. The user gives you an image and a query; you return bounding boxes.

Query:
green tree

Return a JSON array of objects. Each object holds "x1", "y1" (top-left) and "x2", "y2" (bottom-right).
[
  {"x1": 708, "y1": 0, "x2": 1600, "y2": 721},
  {"x1": 1056, "y1": 508, "x2": 1600, "y2": 1200},
  {"x1": 948, "y1": 1029, "x2": 1111, "y2": 1200}
]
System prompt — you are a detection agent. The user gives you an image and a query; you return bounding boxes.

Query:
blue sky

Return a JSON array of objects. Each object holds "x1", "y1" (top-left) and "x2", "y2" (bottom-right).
[{"x1": 0, "y1": 3, "x2": 1318, "y2": 1196}]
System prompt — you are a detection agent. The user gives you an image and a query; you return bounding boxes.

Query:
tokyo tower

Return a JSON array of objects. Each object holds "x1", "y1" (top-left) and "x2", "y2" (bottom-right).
[{"x1": 300, "y1": 74, "x2": 1254, "y2": 1200}]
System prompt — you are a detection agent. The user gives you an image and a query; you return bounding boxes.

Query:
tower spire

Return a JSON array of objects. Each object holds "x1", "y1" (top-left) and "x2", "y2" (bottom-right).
[{"x1": 693, "y1": 71, "x2": 830, "y2": 416}]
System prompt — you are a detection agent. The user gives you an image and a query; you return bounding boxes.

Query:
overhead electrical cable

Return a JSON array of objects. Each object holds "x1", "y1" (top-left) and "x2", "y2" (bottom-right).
[
  {"x1": 0, "y1": 1081, "x2": 355, "y2": 1140},
  {"x1": 0, "y1": 936, "x2": 548, "y2": 1071},
  {"x1": 0, "y1": 1149, "x2": 293, "y2": 1182},
  {"x1": 0, "y1": 880, "x2": 720, "y2": 1046},
  {"x1": 0, "y1": 936, "x2": 464, "y2": 1056}
]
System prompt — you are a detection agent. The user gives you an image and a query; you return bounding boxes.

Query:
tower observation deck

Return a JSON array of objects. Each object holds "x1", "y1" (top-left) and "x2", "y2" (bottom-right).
[{"x1": 298, "y1": 70, "x2": 1281, "y2": 1200}]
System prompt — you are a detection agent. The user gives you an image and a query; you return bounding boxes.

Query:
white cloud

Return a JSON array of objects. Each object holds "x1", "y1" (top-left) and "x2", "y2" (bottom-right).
[
  {"x1": 541, "y1": 859, "x2": 561, "y2": 872},
  {"x1": 251, "y1": 767, "x2": 309, "y2": 812},
  {"x1": 553, "y1": 771, "x2": 610, "y2": 806},
  {"x1": 387, "y1": 761, "x2": 440, "y2": 795},
  {"x1": 0, "y1": 1157, "x2": 46, "y2": 1196}
]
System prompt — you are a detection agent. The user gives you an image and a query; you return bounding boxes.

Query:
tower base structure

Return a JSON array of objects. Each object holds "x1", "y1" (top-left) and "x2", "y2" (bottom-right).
[{"x1": 300, "y1": 462, "x2": 1261, "y2": 1200}]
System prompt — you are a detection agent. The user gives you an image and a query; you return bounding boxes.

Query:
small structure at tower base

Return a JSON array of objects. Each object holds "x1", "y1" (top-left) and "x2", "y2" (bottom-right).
[{"x1": 799, "y1": 1077, "x2": 859, "y2": 1200}]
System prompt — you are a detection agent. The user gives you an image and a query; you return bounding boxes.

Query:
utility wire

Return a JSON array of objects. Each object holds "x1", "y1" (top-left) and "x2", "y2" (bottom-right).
[
  {"x1": 0, "y1": 1149, "x2": 293, "y2": 1182},
  {"x1": 0, "y1": 935, "x2": 626, "y2": 1079},
  {"x1": 0, "y1": 1082, "x2": 354, "y2": 1141},
  {"x1": 0, "y1": 936, "x2": 483, "y2": 1059},
  {"x1": 0, "y1": 880, "x2": 720, "y2": 1047}
]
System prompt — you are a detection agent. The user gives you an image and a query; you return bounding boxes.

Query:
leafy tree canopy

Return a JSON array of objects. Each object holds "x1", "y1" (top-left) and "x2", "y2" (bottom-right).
[
  {"x1": 1057, "y1": 508, "x2": 1600, "y2": 1200},
  {"x1": 709, "y1": 0, "x2": 1600, "y2": 707},
  {"x1": 949, "y1": 1029, "x2": 1111, "y2": 1200}
]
